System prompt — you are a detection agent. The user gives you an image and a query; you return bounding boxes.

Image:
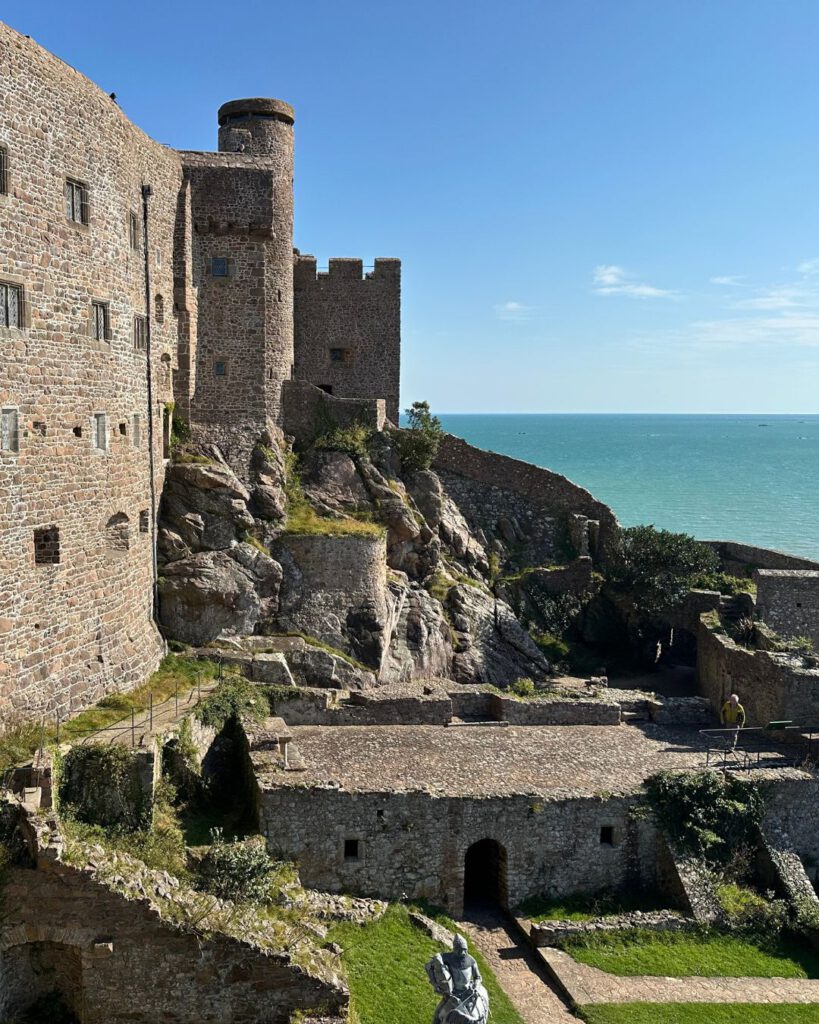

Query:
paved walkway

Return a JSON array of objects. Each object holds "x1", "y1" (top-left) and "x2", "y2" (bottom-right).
[
  {"x1": 541, "y1": 947, "x2": 819, "y2": 1005},
  {"x1": 460, "y1": 909, "x2": 575, "y2": 1024}
]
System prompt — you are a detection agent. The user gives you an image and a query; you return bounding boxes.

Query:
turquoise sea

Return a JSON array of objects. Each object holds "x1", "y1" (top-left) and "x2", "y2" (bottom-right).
[{"x1": 435, "y1": 415, "x2": 819, "y2": 560}]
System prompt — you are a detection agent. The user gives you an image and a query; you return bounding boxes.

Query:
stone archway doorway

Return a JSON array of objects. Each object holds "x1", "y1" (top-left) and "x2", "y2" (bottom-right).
[{"x1": 463, "y1": 838, "x2": 508, "y2": 910}]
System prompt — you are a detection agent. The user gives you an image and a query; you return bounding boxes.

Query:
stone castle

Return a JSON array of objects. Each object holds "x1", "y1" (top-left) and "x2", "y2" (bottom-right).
[{"x1": 0, "y1": 22, "x2": 399, "y2": 718}]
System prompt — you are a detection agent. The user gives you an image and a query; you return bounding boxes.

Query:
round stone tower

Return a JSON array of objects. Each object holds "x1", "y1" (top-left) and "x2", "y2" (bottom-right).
[{"x1": 216, "y1": 98, "x2": 295, "y2": 437}]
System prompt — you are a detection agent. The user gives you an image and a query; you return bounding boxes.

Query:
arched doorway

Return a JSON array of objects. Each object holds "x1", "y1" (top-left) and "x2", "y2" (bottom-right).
[{"x1": 463, "y1": 838, "x2": 508, "y2": 910}]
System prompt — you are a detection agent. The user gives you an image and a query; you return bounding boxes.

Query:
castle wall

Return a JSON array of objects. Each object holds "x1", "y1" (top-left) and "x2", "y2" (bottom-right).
[
  {"x1": 0, "y1": 24, "x2": 179, "y2": 717},
  {"x1": 257, "y1": 784, "x2": 657, "y2": 916},
  {"x1": 756, "y1": 570, "x2": 819, "y2": 649},
  {"x1": 281, "y1": 379, "x2": 386, "y2": 447},
  {"x1": 696, "y1": 615, "x2": 819, "y2": 726},
  {"x1": 704, "y1": 540, "x2": 819, "y2": 576},
  {"x1": 294, "y1": 256, "x2": 400, "y2": 422},
  {"x1": 434, "y1": 434, "x2": 619, "y2": 567}
]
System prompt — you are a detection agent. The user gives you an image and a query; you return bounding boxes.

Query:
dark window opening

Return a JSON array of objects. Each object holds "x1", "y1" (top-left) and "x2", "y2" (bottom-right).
[
  {"x1": 73, "y1": 425, "x2": 82, "y2": 438},
  {"x1": 211, "y1": 257, "x2": 229, "y2": 278},
  {"x1": 214, "y1": 360, "x2": 227, "y2": 377},
  {"x1": 797, "y1": 602, "x2": 802, "y2": 609},
  {"x1": 119, "y1": 422, "x2": 127, "y2": 436},
  {"x1": 34, "y1": 526, "x2": 60, "y2": 565},
  {"x1": 0, "y1": 146, "x2": 7, "y2": 195},
  {"x1": 329, "y1": 348, "x2": 345, "y2": 362},
  {"x1": 318, "y1": 384, "x2": 333, "y2": 395},
  {"x1": 0, "y1": 281, "x2": 22, "y2": 329},
  {"x1": 600, "y1": 826, "x2": 615, "y2": 846},
  {"x1": 92, "y1": 301, "x2": 110, "y2": 342},
  {"x1": 133, "y1": 315, "x2": 148, "y2": 352},
  {"x1": 65, "y1": 178, "x2": 89, "y2": 224},
  {"x1": 154, "y1": 293, "x2": 165, "y2": 324},
  {"x1": 32, "y1": 421, "x2": 46, "y2": 437},
  {"x1": 162, "y1": 406, "x2": 171, "y2": 459},
  {"x1": 344, "y1": 839, "x2": 360, "y2": 862},
  {"x1": 277, "y1": 288, "x2": 282, "y2": 301},
  {"x1": 139, "y1": 509, "x2": 150, "y2": 533}
]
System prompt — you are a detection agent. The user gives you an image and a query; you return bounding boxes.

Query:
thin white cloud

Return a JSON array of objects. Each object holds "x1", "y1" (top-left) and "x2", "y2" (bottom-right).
[
  {"x1": 709, "y1": 275, "x2": 745, "y2": 286},
  {"x1": 593, "y1": 264, "x2": 675, "y2": 299},
  {"x1": 494, "y1": 300, "x2": 534, "y2": 322},
  {"x1": 798, "y1": 258, "x2": 819, "y2": 276},
  {"x1": 631, "y1": 312, "x2": 819, "y2": 353},
  {"x1": 733, "y1": 287, "x2": 807, "y2": 311}
]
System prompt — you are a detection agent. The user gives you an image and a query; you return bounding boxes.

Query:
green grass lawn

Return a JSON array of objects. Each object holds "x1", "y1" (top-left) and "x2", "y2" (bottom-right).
[
  {"x1": 328, "y1": 904, "x2": 524, "y2": 1024},
  {"x1": 579, "y1": 1004, "x2": 819, "y2": 1024},
  {"x1": 517, "y1": 888, "x2": 669, "y2": 923},
  {"x1": 565, "y1": 929, "x2": 819, "y2": 979}
]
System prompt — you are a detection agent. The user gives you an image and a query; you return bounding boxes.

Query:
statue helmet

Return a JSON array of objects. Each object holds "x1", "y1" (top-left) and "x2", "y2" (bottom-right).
[{"x1": 453, "y1": 934, "x2": 468, "y2": 953}]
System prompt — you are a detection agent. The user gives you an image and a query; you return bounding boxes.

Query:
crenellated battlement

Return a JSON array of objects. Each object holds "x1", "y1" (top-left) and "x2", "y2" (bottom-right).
[{"x1": 294, "y1": 254, "x2": 401, "y2": 286}]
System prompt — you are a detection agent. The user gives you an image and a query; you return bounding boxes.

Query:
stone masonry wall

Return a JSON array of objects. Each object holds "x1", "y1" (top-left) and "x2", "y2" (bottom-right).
[
  {"x1": 282, "y1": 378, "x2": 386, "y2": 448},
  {"x1": 434, "y1": 434, "x2": 619, "y2": 567},
  {"x1": 0, "y1": 23, "x2": 177, "y2": 717},
  {"x1": 294, "y1": 255, "x2": 400, "y2": 423},
  {"x1": 704, "y1": 540, "x2": 819, "y2": 576},
  {"x1": 257, "y1": 783, "x2": 657, "y2": 917},
  {"x1": 756, "y1": 570, "x2": 819, "y2": 649},
  {"x1": 696, "y1": 615, "x2": 819, "y2": 726}
]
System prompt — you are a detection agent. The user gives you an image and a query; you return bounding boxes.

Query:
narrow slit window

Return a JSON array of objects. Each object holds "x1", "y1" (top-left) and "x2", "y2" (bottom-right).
[
  {"x1": 92, "y1": 301, "x2": 110, "y2": 342},
  {"x1": 0, "y1": 146, "x2": 7, "y2": 195},
  {"x1": 154, "y1": 294, "x2": 164, "y2": 324},
  {"x1": 0, "y1": 281, "x2": 22, "y2": 328},
  {"x1": 93, "y1": 412, "x2": 107, "y2": 451},
  {"x1": 1, "y1": 408, "x2": 19, "y2": 453},
  {"x1": 133, "y1": 315, "x2": 148, "y2": 352},
  {"x1": 139, "y1": 509, "x2": 150, "y2": 533},
  {"x1": 65, "y1": 178, "x2": 89, "y2": 224},
  {"x1": 129, "y1": 211, "x2": 140, "y2": 250}
]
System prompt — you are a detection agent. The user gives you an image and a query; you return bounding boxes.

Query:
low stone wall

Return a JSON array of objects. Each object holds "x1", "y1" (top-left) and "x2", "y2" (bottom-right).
[
  {"x1": 704, "y1": 540, "x2": 819, "y2": 575},
  {"x1": 756, "y1": 570, "x2": 819, "y2": 649},
  {"x1": 492, "y1": 693, "x2": 621, "y2": 726},
  {"x1": 0, "y1": 807, "x2": 346, "y2": 1024},
  {"x1": 529, "y1": 909, "x2": 692, "y2": 947},
  {"x1": 281, "y1": 379, "x2": 386, "y2": 447},
  {"x1": 757, "y1": 823, "x2": 819, "y2": 918},
  {"x1": 656, "y1": 836, "x2": 722, "y2": 925},
  {"x1": 697, "y1": 615, "x2": 819, "y2": 726}
]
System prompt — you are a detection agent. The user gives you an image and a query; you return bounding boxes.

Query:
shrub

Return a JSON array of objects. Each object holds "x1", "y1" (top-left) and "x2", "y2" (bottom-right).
[
  {"x1": 509, "y1": 677, "x2": 536, "y2": 698},
  {"x1": 390, "y1": 400, "x2": 443, "y2": 472},
  {"x1": 607, "y1": 525, "x2": 719, "y2": 617},
  {"x1": 692, "y1": 571, "x2": 756, "y2": 596},
  {"x1": 644, "y1": 770, "x2": 766, "y2": 866},
  {"x1": 314, "y1": 422, "x2": 373, "y2": 459},
  {"x1": 789, "y1": 635, "x2": 816, "y2": 656},
  {"x1": 731, "y1": 616, "x2": 758, "y2": 647},
  {"x1": 194, "y1": 676, "x2": 268, "y2": 732},
  {"x1": 58, "y1": 744, "x2": 148, "y2": 830},
  {"x1": 198, "y1": 830, "x2": 275, "y2": 904},
  {"x1": 530, "y1": 631, "x2": 570, "y2": 663},
  {"x1": 716, "y1": 882, "x2": 788, "y2": 935}
]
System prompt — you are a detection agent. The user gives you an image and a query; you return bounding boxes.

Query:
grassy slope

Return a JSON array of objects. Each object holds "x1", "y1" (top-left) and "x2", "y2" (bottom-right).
[
  {"x1": 517, "y1": 889, "x2": 669, "y2": 923},
  {"x1": 566, "y1": 930, "x2": 819, "y2": 979},
  {"x1": 580, "y1": 1005, "x2": 819, "y2": 1024},
  {"x1": 329, "y1": 905, "x2": 524, "y2": 1024}
]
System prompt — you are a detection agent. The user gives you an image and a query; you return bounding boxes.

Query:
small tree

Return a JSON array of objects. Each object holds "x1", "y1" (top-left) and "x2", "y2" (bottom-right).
[{"x1": 391, "y1": 400, "x2": 443, "y2": 472}]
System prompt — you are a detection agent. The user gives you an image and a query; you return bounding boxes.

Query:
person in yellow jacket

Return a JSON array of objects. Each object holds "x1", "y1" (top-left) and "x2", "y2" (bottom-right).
[{"x1": 720, "y1": 693, "x2": 746, "y2": 727}]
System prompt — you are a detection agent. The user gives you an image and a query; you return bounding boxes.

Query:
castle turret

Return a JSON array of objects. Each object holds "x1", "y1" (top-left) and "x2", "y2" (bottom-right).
[{"x1": 218, "y1": 98, "x2": 295, "y2": 161}]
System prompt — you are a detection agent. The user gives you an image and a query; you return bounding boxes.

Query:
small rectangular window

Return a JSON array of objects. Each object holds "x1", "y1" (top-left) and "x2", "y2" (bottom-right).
[
  {"x1": 64, "y1": 178, "x2": 89, "y2": 224},
  {"x1": 211, "y1": 257, "x2": 229, "y2": 278},
  {"x1": 92, "y1": 301, "x2": 110, "y2": 342},
  {"x1": 133, "y1": 315, "x2": 147, "y2": 352},
  {"x1": 600, "y1": 826, "x2": 615, "y2": 846},
  {"x1": 213, "y1": 360, "x2": 227, "y2": 377},
  {"x1": 0, "y1": 281, "x2": 22, "y2": 328},
  {"x1": 132, "y1": 413, "x2": 141, "y2": 448},
  {"x1": 34, "y1": 526, "x2": 60, "y2": 565},
  {"x1": 343, "y1": 838, "x2": 360, "y2": 862},
  {"x1": 0, "y1": 146, "x2": 7, "y2": 195},
  {"x1": 329, "y1": 347, "x2": 345, "y2": 362},
  {"x1": 129, "y1": 211, "x2": 140, "y2": 250},
  {"x1": 93, "y1": 412, "x2": 107, "y2": 451},
  {"x1": 1, "y1": 408, "x2": 18, "y2": 453},
  {"x1": 139, "y1": 509, "x2": 150, "y2": 533}
]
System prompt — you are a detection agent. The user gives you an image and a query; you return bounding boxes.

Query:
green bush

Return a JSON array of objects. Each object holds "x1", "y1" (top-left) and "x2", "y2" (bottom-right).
[
  {"x1": 314, "y1": 422, "x2": 373, "y2": 459},
  {"x1": 530, "y1": 630, "x2": 570, "y2": 662},
  {"x1": 509, "y1": 677, "x2": 537, "y2": 698},
  {"x1": 194, "y1": 677, "x2": 268, "y2": 732},
  {"x1": 716, "y1": 883, "x2": 788, "y2": 935},
  {"x1": 197, "y1": 830, "x2": 275, "y2": 904},
  {"x1": 644, "y1": 770, "x2": 765, "y2": 866},
  {"x1": 390, "y1": 401, "x2": 443, "y2": 472},
  {"x1": 607, "y1": 525, "x2": 719, "y2": 616},
  {"x1": 58, "y1": 744, "x2": 148, "y2": 830},
  {"x1": 692, "y1": 571, "x2": 756, "y2": 596}
]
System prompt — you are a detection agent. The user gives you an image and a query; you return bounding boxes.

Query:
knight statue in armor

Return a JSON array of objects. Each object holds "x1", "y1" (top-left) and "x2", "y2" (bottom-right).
[{"x1": 425, "y1": 934, "x2": 490, "y2": 1024}]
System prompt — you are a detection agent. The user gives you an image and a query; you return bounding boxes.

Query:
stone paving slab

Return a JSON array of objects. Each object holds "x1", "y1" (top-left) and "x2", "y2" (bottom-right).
[
  {"x1": 540, "y1": 947, "x2": 819, "y2": 1005},
  {"x1": 284, "y1": 723, "x2": 807, "y2": 797}
]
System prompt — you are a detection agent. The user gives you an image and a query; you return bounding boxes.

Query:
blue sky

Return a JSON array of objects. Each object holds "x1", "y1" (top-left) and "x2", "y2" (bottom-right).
[{"x1": 5, "y1": 1, "x2": 819, "y2": 413}]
